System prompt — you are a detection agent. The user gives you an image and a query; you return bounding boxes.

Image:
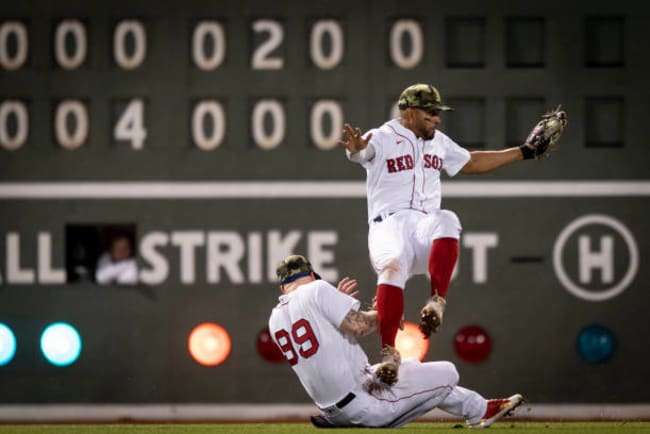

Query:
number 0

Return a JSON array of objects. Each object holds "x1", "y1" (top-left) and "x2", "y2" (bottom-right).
[
  {"x1": 54, "y1": 100, "x2": 88, "y2": 150},
  {"x1": 0, "y1": 21, "x2": 28, "y2": 70},
  {"x1": 54, "y1": 20, "x2": 87, "y2": 70},
  {"x1": 252, "y1": 99, "x2": 285, "y2": 150},
  {"x1": 192, "y1": 21, "x2": 226, "y2": 70},
  {"x1": 310, "y1": 100, "x2": 343, "y2": 150},
  {"x1": 390, "y1": 19, "x2": 423, "y2": 69},
  {"x1": 0, "y1": 100, "x2": 28, "y2": 150},
  {"x1": 310, "y1": 20, "x2": 343, "y2": 70},
  {"x1": 114, "y1": 20, "x2": 146, "y2": 70},
  {"x1": 192, "y1": 100, "x2": 226, "y2": 150}
]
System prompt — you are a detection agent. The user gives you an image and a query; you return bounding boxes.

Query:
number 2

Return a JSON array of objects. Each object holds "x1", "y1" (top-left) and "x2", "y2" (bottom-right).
[{"x1": 274, "y1": 318, "x2": 319, "y2": 365}]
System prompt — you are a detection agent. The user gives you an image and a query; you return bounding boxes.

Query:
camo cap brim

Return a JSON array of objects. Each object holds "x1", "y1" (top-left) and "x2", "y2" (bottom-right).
[
  {"x1": 398, "y1": 83, "x2": 454, "y2": 113},
  {"x1": 276, "y1": 254, "x2": 321, "y2": 285}
]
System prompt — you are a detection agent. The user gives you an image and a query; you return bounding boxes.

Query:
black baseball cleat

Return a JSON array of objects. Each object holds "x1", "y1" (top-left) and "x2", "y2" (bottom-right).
[{"x1": 310, "y1": 414, "x2": 336, "y2": 428}]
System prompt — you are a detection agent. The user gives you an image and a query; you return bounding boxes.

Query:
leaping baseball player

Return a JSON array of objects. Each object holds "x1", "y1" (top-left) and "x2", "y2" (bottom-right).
[
  {"x1": 339, "y1": 83, "x2": 567, "y2": 385},
  {"x1": 268, "y1": 254, "x2": 524, "y2": 428}
]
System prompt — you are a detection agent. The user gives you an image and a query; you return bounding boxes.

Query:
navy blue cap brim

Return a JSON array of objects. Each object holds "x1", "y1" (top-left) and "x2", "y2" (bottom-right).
[{"x1": 280, "y1": 270, "x2": 321, "y2": 285}]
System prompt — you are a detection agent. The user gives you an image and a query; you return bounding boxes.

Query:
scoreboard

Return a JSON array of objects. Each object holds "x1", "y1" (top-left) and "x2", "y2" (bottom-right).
[{"x1": 1, "y1": 0, "x2": 650, "y2": 405}]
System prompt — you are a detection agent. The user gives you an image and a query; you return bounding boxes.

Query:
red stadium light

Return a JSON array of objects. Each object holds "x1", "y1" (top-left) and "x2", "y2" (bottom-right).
[
  {"x1": 188, "y1": 323, "x2": 231, "y2": 366},
  {"x1": 454, "y1": 325, "x2": 492, "y2": 363},
  {"x1": 395, "y1": 322, "x2": 429, "y2": 361},
  {"x1": 256, "y1": 327, "x2": 285, "y2": 363}
]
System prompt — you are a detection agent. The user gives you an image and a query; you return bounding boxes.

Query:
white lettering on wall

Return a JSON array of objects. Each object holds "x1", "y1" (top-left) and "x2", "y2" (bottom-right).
[
  {"x1": 7, "y1": 232, "x2": 35, "y2": 283},
  {"x1": 139, "y1": 231, "x2": 170, "y2": 285},
  {"x1": 37, "y1": 232, "x2": 65, "y2": 283},
  {"x1": 578, "y1": 235, "x2": 614, "y2": 284},
  {"x1": 462, "y1": 232, "x2": 498, "y2": 284},
  {"x1": 171, "y1": 231, "x2": 205, "y2": 284},
  {"x1": 1, "y1": 229, "x2": 339, "y2": 286},
  {"x1": 308, "y1": 231, "x2": 338, "y2": 282},
  {"x1": 207, "y1": 232, "x2": 245, "y2": 284}
]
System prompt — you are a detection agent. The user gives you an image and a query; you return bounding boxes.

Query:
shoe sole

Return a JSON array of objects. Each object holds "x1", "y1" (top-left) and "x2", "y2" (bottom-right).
[
  {"x1": 375, "y1": 362, "x2": 398, "y2": 386},
  {"x1": 419, "y1": 305, "x2": 442, "y2": 338}
]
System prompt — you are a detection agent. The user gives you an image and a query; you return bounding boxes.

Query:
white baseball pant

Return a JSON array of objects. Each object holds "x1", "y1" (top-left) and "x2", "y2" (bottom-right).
[
  {"x1": 368, "y1": 209, "x2": 462, "y2": 288},
  {"x1": 321, "y1": 359, "x2": 486, "y2": 427}
]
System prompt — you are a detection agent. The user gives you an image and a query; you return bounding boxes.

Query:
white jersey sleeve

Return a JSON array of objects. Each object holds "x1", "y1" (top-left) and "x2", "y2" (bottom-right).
[
  {"x1": 315, "y1": 281, "x2": 361, "y2": 327},
  {"x1": 439, "y1": 132, "x2": 470, "y2": 177}
]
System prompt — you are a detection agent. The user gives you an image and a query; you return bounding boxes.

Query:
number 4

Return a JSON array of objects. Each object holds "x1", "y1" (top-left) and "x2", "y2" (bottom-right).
[{"x1": 114, "y1": 99, "x2": 147, "y2": 149}]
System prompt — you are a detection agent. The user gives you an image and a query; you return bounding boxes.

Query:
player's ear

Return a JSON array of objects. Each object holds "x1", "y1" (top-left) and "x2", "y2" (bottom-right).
[{"x1": 403, "y1": 108, "x2": 415, "y2": 124}]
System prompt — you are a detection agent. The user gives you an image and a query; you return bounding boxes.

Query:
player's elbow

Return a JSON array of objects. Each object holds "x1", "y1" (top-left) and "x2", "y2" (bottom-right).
[{"x1": 459, "y1": 157, "x2": 485, "y2": 175}]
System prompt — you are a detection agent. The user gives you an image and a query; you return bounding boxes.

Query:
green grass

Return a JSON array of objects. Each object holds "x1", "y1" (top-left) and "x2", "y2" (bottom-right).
[{"x1": 0, "y1": 423, "x2": 649, "y2": 434}]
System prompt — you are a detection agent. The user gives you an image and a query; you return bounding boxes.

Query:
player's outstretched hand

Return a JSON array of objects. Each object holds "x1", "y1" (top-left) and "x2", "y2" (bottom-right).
[
  {"x1": 337, "y1": 277, "x2": 359, "y2": 298},
  {"x1": 521, "y1": 105, "x2": 567, "y2": 159},
  {"x1": 338, "y1": 123, "x2": 372, "y2": 154}
]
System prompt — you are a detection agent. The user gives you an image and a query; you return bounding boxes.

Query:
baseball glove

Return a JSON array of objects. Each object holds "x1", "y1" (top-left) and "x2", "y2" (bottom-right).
[{"x1": 520, "y1": 105, "x2": 568, "y2": 159}]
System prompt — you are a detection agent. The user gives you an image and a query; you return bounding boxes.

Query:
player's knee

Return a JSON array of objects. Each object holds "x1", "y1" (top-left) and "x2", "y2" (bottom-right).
[
  {"x1": 437, "y1": 210, "x2": 461, "y2": 238},
  {"x1": 441, "y1": 361, "x2": 459, "y2": 386},
  {"x1": 377, "y1": 257, "x2": 404, "y2": 282},
  {"x1": 440, "y1": 209, "x2": 461, "y2": 229}
]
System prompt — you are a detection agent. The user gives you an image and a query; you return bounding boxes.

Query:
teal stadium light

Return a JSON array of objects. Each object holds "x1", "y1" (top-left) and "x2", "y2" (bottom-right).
[
  {"x1": 0, "y1": 323, "x2": 17, "y2": 366},
  {"x1": 576, "y1": 324, "x2": 616, "y2": 364},
  {"x1": 40, "y1": 322, "x2": 82, "y2": 366}
]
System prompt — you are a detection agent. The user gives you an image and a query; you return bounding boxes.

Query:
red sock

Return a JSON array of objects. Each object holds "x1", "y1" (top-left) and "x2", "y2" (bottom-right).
[
  {"x1": 376, "y1": 284, "x2": 403, "y2": 348},
  {"x1": 428, "y1": 238, "x2": 459, "y2": 298}
]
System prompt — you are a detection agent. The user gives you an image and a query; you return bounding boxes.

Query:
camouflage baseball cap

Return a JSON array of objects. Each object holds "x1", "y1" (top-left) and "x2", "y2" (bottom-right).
[
  {"x1": 397, "y1": 83, "x2": 453, "y2": 113},
  {"x1": 276, "y1": 254, "x2": 321, "y2": 285}
]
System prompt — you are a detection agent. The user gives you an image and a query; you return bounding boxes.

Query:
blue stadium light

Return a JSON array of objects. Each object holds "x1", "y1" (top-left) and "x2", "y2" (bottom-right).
[
  {"x1": 40, "y1": 322, "x2": 82, "y2": 367},
  {"x1": 576, "y1": 324, "x2": 616, "y2": 364},
  {"x1": 0, "y1": 323, "x2": 17, "y2": 366}
]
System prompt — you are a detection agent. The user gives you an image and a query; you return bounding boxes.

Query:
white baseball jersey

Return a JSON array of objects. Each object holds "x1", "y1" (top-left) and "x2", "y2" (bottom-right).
[
  {"x1": 268, "y1": 279, "x2": 488, "y2": 427},
  {"x1": 268, "y1": 280, "x2": 369, "y2": 408},
  {"x1": 348, "y1": 119, "x2": 470, "y2": 223}
]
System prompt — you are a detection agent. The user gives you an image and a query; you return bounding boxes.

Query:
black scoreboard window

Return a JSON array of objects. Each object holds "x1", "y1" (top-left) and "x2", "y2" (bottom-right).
[{"x1": 65, "y1": 223, "x2": 137, "y2": 284}]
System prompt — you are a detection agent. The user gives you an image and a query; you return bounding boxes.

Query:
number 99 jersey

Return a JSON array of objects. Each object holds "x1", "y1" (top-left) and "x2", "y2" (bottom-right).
[{"x1": 268, "y1": 280, "x2": 369, "y2": 409}]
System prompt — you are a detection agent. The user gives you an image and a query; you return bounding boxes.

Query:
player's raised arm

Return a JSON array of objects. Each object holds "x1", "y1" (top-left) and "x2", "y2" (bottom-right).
[
  {"x1": 459, "y1": 148, "x2": 523, "y2": 174},
  {"x1": 340, "y1": 309, "x2": 378, "y2": 338},
  {"x1": 337, "y1": 276, "x2": 360, "y2": 298},
  {"x1": 460, "y1": 106, "x2": 567, "y2": 174},
  {"x1": 338, "y1": 123, "x2": 372, "y2": 154}
]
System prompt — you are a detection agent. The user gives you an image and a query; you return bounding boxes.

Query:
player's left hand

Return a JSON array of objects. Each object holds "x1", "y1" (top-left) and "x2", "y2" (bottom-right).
[
  {"x1": 337, "y1": 277, "x2": 359, "y2": 298},
  {"x1": 520, "y1": 105, "x2": 568, "y2": 159}
]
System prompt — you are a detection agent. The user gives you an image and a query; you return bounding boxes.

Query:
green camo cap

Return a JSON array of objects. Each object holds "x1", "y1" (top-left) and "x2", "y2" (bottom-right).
[
  {"x1": 397, "y1": 83, "x2": 453, "y2": 113},
  {"x1": 276, "y1": 255, "x2": 321, "y2": 284}
]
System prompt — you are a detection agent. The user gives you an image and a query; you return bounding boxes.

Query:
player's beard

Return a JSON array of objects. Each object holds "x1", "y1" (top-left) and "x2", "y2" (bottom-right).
[
  {"x1": 418, "y1": 119, "x2": 436, "y2": 140},
  {"x1": 420, "y1": 126, "x2": 435, "y2": 140}
]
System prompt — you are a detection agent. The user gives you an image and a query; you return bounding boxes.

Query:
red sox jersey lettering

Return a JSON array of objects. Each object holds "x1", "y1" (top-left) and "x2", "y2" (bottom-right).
[
  {"x1": 386, "y1": 154, "x2": 442, "y2": 173},
  {"x1": 386, "y1": 155, "x2": 414, "y2": 173},
  {"x1": 423, "y1": 154, "x2": 443, "y2": 170},
  {"x1": 349, "y1": 119, "x2": 470, "y2": 222}
]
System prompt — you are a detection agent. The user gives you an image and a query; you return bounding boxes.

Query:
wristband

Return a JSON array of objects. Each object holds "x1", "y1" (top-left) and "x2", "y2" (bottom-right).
[{"x1": 519, "y1": 144, "x2": 535, "y2": 160}]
